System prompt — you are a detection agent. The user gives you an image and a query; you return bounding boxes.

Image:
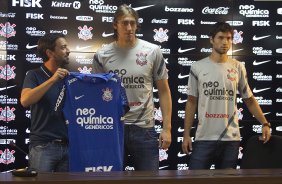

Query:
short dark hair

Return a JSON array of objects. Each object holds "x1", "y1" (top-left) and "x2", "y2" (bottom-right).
[
  {"x1": 37, "y1": 33, "x2": 65, "y2": 62},
  {"x1": 113, "y1": 4, "x2": 140, "y2": 40},
  {"x1": 209, "y1": 22, "x2": 234, "y2": 39}
]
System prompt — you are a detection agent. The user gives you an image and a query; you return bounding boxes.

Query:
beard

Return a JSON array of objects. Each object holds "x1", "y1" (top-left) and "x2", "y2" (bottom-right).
[
  {"x1": 55, "y1": 56, "x2": 69, "y2": 68},
  {"x1": 214, "y1": 47, "x2": 229, "y2": 55}
]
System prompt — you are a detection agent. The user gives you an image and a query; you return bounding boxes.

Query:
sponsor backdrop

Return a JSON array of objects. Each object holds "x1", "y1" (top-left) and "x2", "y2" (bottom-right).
[{"x1": 0, "y1": 0, "x2": 281, "y2": 171}]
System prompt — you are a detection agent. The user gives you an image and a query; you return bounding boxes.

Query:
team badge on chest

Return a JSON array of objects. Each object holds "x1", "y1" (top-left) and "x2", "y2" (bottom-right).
[
  {"x1": 227, "y1": 68, "x2": 237, "y2": 81},
  {"x1": 136, "y1": 52, "x2": 148, "y2": 66},
  {"x1": 102, "y1": 88, "x2": 113, "y2": 102}
]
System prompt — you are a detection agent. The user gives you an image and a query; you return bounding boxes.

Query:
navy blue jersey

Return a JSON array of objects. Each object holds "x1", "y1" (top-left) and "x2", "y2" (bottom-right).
[{"x1": 62, "y1": 72, "x2": 128, "y2": 172}]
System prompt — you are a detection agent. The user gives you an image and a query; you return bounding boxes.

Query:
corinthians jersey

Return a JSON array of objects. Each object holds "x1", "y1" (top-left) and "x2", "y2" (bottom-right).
[
  {"x1": 188, "y1": 57, "x2": 253, "y2": 141},
  {"x1": 62, "y1": 72, "x2": 128, "y2": 172},
  {"x1": 93, "y1": 39, "x2": 168, "y2": 128}
]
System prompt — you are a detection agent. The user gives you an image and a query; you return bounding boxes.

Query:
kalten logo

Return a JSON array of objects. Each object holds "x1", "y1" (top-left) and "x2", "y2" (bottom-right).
[
  {"x1": 226, "y1": 21, "x2": 243, "y2": 26},
  {"x1": 153, "y1": 28, "x2": 169, "y2": 43},
  {"x1": 76, "y1": 16, "x2": 93, "y2": 21},
  {"x1": 78, "y1": 25, "x2": 93, "y2": 41},
  {"x1": 0, "y1": 149, "x2": 15, "y2": 165},
  {"x1": 0, "y1": 65, "x2": 16, "y2": 80},
  {"x1": 0, "y1": 22, "x2": 16, "y2": 38}
]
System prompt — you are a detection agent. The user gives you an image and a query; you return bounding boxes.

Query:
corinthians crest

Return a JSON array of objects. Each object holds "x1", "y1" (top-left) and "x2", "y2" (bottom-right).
[
  {"x1": 78, "y1": 25, "x2": 93, "y2": 41},
  {"x1": 136, "y1": 52, "x2": 148, "y2": 66},
  {"x1": 227, "y1": 68, "x2": 237, "y2": 81},
  {"x1": 233, "y1": 29, "x2": 243, "y2": 44},
  {"x1": 0, "y1": 149, "x2": 15, "y2": 165},
  {"x1": 78, "y1": 66, "x2": 92, "y2": 74},
  {"x1": 0, "y1": 106, "x2": 16, "y2": 122},
  {"x1": 0, "y1": 64, "x2": 16, "y2": 80},
  {"x1": 0, "y1": 22, "x2": 16, "y2": 38},
  {"x1": 153, "y1": 28, "x2": 169, "y2": 43},
  {"x1": 102, "y1": 88, "x2": 113, "y2": 102}
]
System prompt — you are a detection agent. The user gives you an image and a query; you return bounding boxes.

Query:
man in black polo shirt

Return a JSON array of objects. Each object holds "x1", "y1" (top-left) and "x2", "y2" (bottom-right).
[{"x1": 21, "y1": 33, "x2": 70, "y2": 172}]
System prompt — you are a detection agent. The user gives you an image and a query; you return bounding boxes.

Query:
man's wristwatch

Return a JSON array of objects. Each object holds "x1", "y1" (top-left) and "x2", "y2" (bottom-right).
[{"x1": 262, "y1": 122, "x2": 271, "y2": 128}]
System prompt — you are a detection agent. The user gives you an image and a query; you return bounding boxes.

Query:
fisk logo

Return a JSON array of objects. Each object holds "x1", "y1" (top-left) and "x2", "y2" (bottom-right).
[
  {"x1": 85, "y1": 166, "x2": 113, "y2": 172},
  {"x1": 102, "y1": 16, "x2": 113, "y2": 22},
  {"x1": 252, "y1": 21, "x2": 270, "y2": 26},
  {"x1": 26, "y1": 13, "x2": 43, "y2": 19},
  {"x1": 12, "y1": 0, "x2": 42, "y2": 8},
  {"x1": 178, "y1": 19, "x2": 195, "y2": 25}
]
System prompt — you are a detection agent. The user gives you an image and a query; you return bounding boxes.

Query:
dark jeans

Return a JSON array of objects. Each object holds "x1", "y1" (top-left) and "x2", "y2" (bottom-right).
[
  {"x1": 124, "y1": 125, "x2": 159, "y2": 171},
  {"x1": 189, "y1": 141, "x2": 240, "y2": 170},
  {"x1": 29, "y1": 142, "x2": 69, "y2": 172}
]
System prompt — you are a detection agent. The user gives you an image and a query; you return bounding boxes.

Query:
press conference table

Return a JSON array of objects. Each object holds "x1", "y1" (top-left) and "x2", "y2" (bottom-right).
[{"x1": 1, "y1": 169, "x2": 282, "y2": 184}]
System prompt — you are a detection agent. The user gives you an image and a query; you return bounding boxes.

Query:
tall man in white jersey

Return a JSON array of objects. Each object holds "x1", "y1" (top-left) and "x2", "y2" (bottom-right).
[
  {"x1": 93, "y1": 4, "x2": 172, "y2": 171},
  {"x1": 182, "y1": 22, "x2": 271, "y2": 169}
]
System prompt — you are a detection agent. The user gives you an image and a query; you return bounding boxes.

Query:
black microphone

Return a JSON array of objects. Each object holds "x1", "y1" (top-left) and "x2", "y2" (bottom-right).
[{"x1": 9, "y1": 141, "x2": 38, "y2": 177}]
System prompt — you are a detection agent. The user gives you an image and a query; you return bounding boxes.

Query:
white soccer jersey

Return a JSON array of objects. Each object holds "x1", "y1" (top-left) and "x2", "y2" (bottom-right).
[
  {"x1": 93, "y1": 39, "x2": 168, "y2": 128},
  {"x1": 188, "y1": 57, "x2": 253, "y2": 141}
]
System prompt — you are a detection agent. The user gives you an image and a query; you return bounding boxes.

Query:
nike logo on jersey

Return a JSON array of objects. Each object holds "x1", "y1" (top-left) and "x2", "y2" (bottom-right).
[
  {"x1": 132, "y1": 4, "x2": 155, "y2": 11},
  {"x1": 178, "y1": 73, "x2": 189, "y2": 79},
  {"x1": 108, "y1": 59, "x2": 118, "y2": 63},
  {"x1": 75, "y1": 95, "x2": 84, "y2": 100},
  {"x1": 252, "y1": 35, "x2": 271, "y2": 41},
  {"x1": 26, "y1": 43, "x2": 37, "y2": 49},
  {"x1": 253, "y1": 60, "x2": 271, "y2": 66},
  {"x1": 253, "y1": 87, "x2": 270, "y2": 93},
  {"x1": 76, "y1": 45, "x2": 92, "y2": 51},
  {"x1": 102, "y1": 32, "x2": 114, "y2": 37},
  {"x1": 0, "y1": 85, "x2": 16, "y2": 91},
  {"x1": 178, "y1": 98, "x2": 187, "y2": 103},
  {"x1": 178, "y1": 47, "x2": 195, "y2": 53}
]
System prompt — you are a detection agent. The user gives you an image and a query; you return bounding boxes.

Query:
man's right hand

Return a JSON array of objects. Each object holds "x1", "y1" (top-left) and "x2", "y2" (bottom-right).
[
  {"x1": 182, "y1": 136, "x2": 193, "y2": 154},
  {"x1": 51, "y1": 68, "x2": 69, "y2": 81}
]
